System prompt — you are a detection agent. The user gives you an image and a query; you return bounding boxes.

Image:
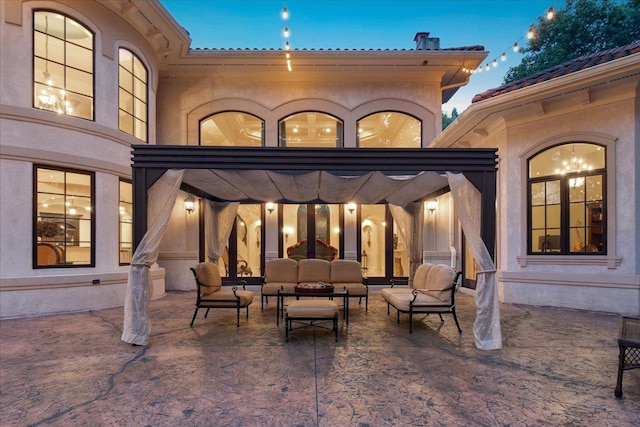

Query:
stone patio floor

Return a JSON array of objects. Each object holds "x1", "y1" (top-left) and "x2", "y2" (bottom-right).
[{"x1": 1, "y1": 289, "x2": 638, "y2": 426}]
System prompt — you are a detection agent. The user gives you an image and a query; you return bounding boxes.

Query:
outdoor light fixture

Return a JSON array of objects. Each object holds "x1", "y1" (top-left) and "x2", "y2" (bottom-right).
[
  {"x1": 184, "y1": 194, "x2": 195, "y2": 214},
  {"x1": 426, "y1": 200, "x2": 438, "y2": 213},
  {"x1": 346, "y1": 202, "x2": 357, "y2": 214},
  {"x1": 282, "y1": 226, "x2": 293, "y2": 242},
  {"x1": 266, "y1": 202, "x2": 275, "y2": 214}
]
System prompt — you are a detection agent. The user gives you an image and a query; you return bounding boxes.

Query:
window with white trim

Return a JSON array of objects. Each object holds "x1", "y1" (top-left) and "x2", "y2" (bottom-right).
[
  {"x1": 33, "y1": 11, "x2": 93, "y2": 119},
  {"x1": 118, "y1": 48, "x2": 148, "y2": 141},
  {"x1": 528, "y1": 143, "x2": 606, "y2": 254}
]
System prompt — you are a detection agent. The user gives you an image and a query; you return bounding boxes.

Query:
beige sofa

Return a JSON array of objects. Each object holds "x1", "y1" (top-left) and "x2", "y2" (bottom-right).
[
  {"x1": 261, "y1": 258, "x2": 368, "y2": 311},
  {"x1": 381, "y1": 263, "x2": 461, "y2": 333}
]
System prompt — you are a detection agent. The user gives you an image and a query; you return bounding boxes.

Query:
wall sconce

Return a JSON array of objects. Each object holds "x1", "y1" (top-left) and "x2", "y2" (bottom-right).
[
  {"x1": 346, "y1": 202, "x2": 357, "y2": 214},
  {"x1": 184, "y1": 194, "x2": 195, "y2": 214},
  {"x1": 266, "y1": 202, "x2": 275, "y2": 215},
  {"x1": 282, "y1": 226, "x2": 293, "y2": 243},
  {"x1": 426, "y1": 200, "x2": 438, "y2": 213}
]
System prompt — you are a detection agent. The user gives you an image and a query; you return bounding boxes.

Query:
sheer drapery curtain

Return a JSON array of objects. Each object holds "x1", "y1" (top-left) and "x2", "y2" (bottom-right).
[
  {"x1": 389, "y1": 202, "x2": 424, "y2": 287},
  {"x1": 446, "y1": 172, "x2": 502, "y2": 350},
  {"x1": 121, "y1": 169, "x2": 184, "y2": 346},
  {"x1": 205, "y1": 201, "x2": 239, "y2": 272}
]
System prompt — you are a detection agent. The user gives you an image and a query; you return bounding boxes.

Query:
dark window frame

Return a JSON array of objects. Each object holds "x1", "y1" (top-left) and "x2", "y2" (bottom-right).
[
  {"x1": 118, "y1": 48, "x2": 148, "y2": 142},
  {"x1": 527, "y1": 144, "x2": 607, "y2": 255},
  {"x1": 32, "y1": 9, "x2": 95, "y2": 121},
  {"x1": 33, "y1": 165, "x2": 96, "y2": 268}
]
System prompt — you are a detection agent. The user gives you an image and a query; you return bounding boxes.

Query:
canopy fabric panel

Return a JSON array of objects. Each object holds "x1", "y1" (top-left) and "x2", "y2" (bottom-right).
[
  {"x1": 182, "y1": 169, "x2": 448, "y2": 206},
  {"x1": 122, "y1": 169, "x2": 184, "y2": 346}
]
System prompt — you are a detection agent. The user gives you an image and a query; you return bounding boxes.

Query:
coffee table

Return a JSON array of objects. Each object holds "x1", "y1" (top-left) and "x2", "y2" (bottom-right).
[{"x1": 276, "y1": 288, "x2": 349, "y2": 325}]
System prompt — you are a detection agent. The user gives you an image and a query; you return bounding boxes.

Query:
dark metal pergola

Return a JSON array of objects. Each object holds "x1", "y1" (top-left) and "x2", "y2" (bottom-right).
[{"x1": 130, "y1": 146, "x2": 498, "y2": 260}]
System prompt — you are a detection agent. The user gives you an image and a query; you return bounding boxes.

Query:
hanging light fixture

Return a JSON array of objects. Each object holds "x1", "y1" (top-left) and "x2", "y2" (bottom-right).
[
  {"x1": 555, "y1": 145, "x2": 592, "y2": 188},
  {"x1": 38, "y1": 15, "x2": 72, "y2": 115}
]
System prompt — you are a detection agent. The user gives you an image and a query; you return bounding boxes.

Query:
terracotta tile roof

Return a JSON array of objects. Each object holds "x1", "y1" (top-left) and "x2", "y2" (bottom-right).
[
  {"x1": 190, "y1": 45, "x2": 485, "y2": 52},
  {"x1": 472, "y1": 41, "x2": 640, "y2": 103}
]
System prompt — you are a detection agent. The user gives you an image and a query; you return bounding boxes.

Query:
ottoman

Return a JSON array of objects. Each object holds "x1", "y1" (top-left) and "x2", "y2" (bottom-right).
[{"x1": 285, "y1": 299, "x2": 339, "y2": 342}]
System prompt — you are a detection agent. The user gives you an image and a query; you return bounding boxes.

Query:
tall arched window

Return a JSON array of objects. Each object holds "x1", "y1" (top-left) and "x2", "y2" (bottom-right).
[
  {"x1": 528, "y1": 143, "x2": 606, "y2": 254},
  {"x1": 200, "y1": 112, "x2": 264, "y2": 146},
  {"x1": 118, "y1": 48, "x2": 148, "y2": 141},
  {"x1": 33, "y1": 11, "x2": 93, "y2": 120},
  {"x1": 279, "y1": 112, "x2": 343, "y2": 147},
  {"x1": 357, "y1": 112, "x2": 421, "y2": 148}
]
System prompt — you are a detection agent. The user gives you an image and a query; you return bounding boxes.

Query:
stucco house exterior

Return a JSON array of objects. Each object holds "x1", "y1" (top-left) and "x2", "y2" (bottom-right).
[
  {"x1": 1, "y1": 0, "x2": 638, "y2": 318},
  {"x1": 431, "y1": 43, "x2": 640, "y2": 314}
]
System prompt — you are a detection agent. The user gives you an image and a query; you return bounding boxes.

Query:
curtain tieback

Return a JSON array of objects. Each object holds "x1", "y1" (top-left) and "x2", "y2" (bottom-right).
[{"x1": 476, "y1": 268, "x2": 496, "y2": 274}]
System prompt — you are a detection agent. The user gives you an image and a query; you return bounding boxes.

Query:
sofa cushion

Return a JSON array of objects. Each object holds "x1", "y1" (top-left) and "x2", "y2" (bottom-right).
[
  {"x1": 421, "y1": 264, "x2": 456, "y2": 303},
  {"x1": 384, "y1": 290, "x2": 448, "y2": 312},
  {"x1": 298, "y1": 259, "x2": 331, "y2": 284},
  {"x1": 330, "y1": 259, "x2": 362, "y2": 283},
  {"x1": 201, "y1": 289, "x2": 253, "y2": 307},
  {"x1": 411, "y1": 263, "x2": 433, "y2": 289},
  {"x1": 381, "y1": 287, "x2": 413, "y2": 301},
  {"x1": 195, "y1": 262, "x2": 222, "y2": 296},
  {"x1": 264, "y1": 258, "x2": 298, "y2": 283},
  {"x1": 336, "y1": 283, "x2": 367, "y2": 297},
  {"x1": 262, "y1": 282, "x2": 297, "y2": 296}
]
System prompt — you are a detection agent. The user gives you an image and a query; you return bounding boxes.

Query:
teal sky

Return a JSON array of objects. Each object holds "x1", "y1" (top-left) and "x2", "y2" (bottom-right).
[{"x1": 160, "y1": 0, "x2": 563, "y2": 113}]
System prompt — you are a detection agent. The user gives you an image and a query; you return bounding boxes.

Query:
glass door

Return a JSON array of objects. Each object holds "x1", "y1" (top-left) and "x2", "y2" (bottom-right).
[{"x1": 282, "y1": 204, "x2": 341, "y2": 260}]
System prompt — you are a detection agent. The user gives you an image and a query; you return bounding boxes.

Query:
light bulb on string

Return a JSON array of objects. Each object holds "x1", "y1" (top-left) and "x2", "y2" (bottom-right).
[
  {"x1": 513, "y1": 42, "x2": 519, "y2": 52},
  {"x1": 527, "y1": 25, "x2": 535, "y2": 40},
  {"x1": 492, "y1": 59, "x2": 498, "y2": 67},
  {"x1": 546, "y1": 7, "x2": 554, "y2": 20},
  {"x1": 282, "y1": 7, "x2": 288, "y2": 20},
  {"x1": 501, "y1": 52, "x2": 506, "y2": 61},
  {"x1": 283, "y1": 27, "x2": 289, "y2": 38}
]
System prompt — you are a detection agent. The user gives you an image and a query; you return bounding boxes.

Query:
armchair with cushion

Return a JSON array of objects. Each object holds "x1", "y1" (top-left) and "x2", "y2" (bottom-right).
[
  {"x1": 190, "y1": 262, "x2": 254, "y2": 327},
  {"x1": 381, "y1": 263, "x2": 462, "y2": 333}
]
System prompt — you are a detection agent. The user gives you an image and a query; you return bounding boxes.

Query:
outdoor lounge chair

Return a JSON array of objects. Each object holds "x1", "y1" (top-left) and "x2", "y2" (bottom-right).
[{"x1": 190, "y1": 262, "x2": 254, "y2": 327}]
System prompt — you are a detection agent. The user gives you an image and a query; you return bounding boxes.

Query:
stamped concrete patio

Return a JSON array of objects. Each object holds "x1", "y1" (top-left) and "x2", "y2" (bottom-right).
[{"x1": 1, "y1": 289, "x2": 638, "y2": 426}]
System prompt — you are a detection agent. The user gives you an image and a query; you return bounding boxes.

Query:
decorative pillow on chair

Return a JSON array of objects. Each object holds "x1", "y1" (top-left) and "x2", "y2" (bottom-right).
[{"x1": 195, "y1": 262, "x2": 222, "y2": 296}]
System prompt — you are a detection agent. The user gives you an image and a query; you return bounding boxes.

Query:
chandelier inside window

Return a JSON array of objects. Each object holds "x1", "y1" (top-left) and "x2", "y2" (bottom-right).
[
  {"x1": 38, "y1": 16, "x2": 72, "y2": 115},
  {"x1": 555, "y1": 146, "x2": 592, "y2": 188}
]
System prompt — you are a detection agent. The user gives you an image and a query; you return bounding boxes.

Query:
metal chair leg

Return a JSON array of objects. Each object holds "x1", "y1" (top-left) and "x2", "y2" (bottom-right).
[{"x1": 190, "y1": 308, "x2": 199, "y2": 327}]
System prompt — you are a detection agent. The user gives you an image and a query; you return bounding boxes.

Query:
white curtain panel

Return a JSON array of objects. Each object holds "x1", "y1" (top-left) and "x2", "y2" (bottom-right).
[
  {"x1": 446, "y1": 172, "x2": 502, "y2": 350},
  {"x1": 122, "y1": 169, "x2": 184, "y2": 346},
  {"x1": 205, "y1": 200, "x2": 239, "y2": 263}
]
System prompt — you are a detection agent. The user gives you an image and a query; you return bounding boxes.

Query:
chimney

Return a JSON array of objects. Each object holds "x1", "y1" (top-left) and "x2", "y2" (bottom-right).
[{"x1": 414, "y1": 32, "x2": 440, "y2": 50}]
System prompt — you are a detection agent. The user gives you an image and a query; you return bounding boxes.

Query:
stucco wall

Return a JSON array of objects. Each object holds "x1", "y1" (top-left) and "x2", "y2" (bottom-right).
[
  {"x1": 495, "y1": 90, "x2": 639, "y2": 314},
  {"x1": 0, "y1": 0, "x2": 163, "y2": 317}
]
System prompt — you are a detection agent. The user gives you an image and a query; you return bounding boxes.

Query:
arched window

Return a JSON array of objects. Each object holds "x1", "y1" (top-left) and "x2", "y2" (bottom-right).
[
  {"x1": 118, "y1": 48, "x2": 148, "y2": 141},
  {"x1": 357, "y1": 112, "x2": 421, "y2": 148},
  {"x1": 33, "y1": 11, "x2": 93, "y2": 120},
  {"x1": 279, "y1": 112, "x2": 343, "y2": 147},
  {"x1": 200, "y1": 112, "x2": 264, "y2": 146},
  {"x1": 528, "y1": 143, "x2": 606, "y2": 254}
]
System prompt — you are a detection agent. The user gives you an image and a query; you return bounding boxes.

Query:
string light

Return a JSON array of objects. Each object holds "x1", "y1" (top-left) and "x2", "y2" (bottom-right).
[
  {"x1": 461, "y1": 3, "x2": 557, "y2": 75},
  {"x1": 282, "y1": 2, "x2": 292, "y2": 71}
]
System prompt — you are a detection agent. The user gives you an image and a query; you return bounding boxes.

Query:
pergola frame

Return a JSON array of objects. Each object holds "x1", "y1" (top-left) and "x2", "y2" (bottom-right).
[{"x1": 130, "y1": 145, "x2": 498, "y2": 260}]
